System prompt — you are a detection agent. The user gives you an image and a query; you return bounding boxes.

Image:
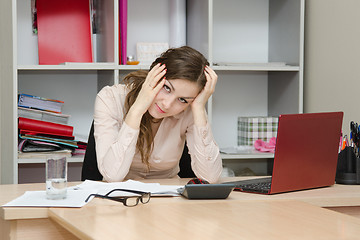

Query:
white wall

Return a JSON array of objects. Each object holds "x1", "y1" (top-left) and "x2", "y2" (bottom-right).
[{"x1": 304, "y1": 0, "x2": 360, "y2": 135}]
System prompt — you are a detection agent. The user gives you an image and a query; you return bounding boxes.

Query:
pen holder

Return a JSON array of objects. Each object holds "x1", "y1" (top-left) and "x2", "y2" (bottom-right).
[{"x1": 336, "y1": 146, "x2": 360, "y2": 184}]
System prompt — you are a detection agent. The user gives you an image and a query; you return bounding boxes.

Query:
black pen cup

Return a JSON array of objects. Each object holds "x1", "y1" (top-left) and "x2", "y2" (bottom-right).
[{"x1": 336, "y1": 146, "x2": 360, "y2": 184}]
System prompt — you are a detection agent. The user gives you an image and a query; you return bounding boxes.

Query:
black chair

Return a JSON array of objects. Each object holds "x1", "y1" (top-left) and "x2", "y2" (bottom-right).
[{"x1": 81, "y1": 121, "x2": 195, "y2": 181}]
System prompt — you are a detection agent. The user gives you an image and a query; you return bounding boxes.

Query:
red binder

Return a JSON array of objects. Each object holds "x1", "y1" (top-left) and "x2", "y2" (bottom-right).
[
  {"x1": 18, "y1": 117, "x2": 74, "y2": 137},
  {"x1": 37, "y1": 0, "x2": 93, "y2": 65},
  {"x1": 119, "y1": 0, "x2": 127, "y2": 64}
]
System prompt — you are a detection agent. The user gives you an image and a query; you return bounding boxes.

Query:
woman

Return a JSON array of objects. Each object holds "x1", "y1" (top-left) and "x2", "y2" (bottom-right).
[{"x1": 93, "y1": 46, "x2": 223, "y2": 183}]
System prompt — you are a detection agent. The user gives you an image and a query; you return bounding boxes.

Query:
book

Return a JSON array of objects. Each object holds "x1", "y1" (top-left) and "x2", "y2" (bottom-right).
[
  {"x1": 119, "y1": 0, "x2": 127, "y2": 64},
  {"x1": 18, "y1": 107, "x2": 70, "y2": 125},
  {"x1": 18, "y1": 139, "x2": 70, "y2": 152},
  {"x1": 18, "y1": 93, "x2": 64, "y2": 113},
  {"x1": 72, "y1": 148, "x2": 86, "y2": 156},
  {"x1": 18, "y1": 117, "x2": 73, "y2": 137},
  {"x1": 18, "y1": 150, "x2": 72, "y2": 159},
  {"x1": 19, "y1": 134, "x2": 78, "y2": 149},
  {"x1": 37, "y1": 0, "x2": 93, "y2": 65},
  {"x1": 19, "y1": 130, "x2": 75, "y2": 140}
]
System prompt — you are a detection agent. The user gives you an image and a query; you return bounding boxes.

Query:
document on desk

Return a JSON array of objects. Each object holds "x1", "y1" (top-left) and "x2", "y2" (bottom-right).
[
  {"x1": 2, "y1": 190, "x2": 94, "y2": 208},
  {"x1": 70, "y1": 180, "x2": 183, "y2": 197},
  {"x1": 2, "y1": 180, "x2": 183, "y2": 208}
]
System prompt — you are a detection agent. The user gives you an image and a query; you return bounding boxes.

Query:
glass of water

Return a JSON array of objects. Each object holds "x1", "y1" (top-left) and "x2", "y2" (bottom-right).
[{"x1": 46, "y1": 155, "x2": 67, "y2": 200}]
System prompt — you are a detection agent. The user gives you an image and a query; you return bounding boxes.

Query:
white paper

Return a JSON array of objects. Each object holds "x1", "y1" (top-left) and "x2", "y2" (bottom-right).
[
  {"x1": 3, "y1": 180, "x2": 183, "y2": 208},
  {"x1": 220, "y1": 145, "x2": 254, "y2": 154},
  {"x1": 70, "y1": 180, "x2": 183, "y2": 197},
  {"x1": 2, "y1": 190, "x2": 94, "y2": 208}
]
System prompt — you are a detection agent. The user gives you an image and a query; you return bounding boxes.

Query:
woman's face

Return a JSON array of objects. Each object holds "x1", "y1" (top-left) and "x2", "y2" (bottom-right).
[{"x1": 148, "y1": 78, "x2": 201, "y2": 119}]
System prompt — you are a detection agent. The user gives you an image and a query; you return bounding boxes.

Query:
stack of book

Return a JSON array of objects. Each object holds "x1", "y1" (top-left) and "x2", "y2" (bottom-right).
[{"x1": 17, "y1": 94, "x2": 87, "y2": 159}]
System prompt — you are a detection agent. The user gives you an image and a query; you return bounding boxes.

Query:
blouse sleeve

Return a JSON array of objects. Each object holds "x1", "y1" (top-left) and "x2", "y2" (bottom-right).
[
  {"x1": 185, "y1": 123, "x2": 223, "y2": 183},
  {"x1": 93, "y1": 86, "x2": 139, "y2": 182}
]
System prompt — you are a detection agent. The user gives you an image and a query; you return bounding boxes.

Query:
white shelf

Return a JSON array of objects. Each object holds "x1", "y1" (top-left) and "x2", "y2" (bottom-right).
[
  {"x1": 18, "y1": 63, "x2": 116, "y2": 70},
  {"x1": 17, "y1": 64, "x2": 152, "y2": 71},
  {"x1": 221, "y1": 153, "x2": 274, "y2": 160},
  {"x1": 17, "y1": 156, "x2": 84, "y2": 164},
  {"x1": 212, "y1": 65, "x2": 300, "y2": 72},
  {"x1": 117, "y1": 64, "x2": 150, "y2": 70},
  {"x1": 0, "y1": 0, "x2": 304, "y2": 184}
]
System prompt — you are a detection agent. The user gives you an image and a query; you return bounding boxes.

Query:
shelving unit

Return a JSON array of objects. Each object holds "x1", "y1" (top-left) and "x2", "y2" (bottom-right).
[{"x1": 0, "y1": 0, "x2": 304, "y2": 184}]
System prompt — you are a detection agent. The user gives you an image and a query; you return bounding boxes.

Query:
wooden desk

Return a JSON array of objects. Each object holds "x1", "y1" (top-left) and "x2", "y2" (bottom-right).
[
  {"x1": 49, "y1": 200, "x2": 360, "y2": 240},
  {"x1": 2, "y1": 178, "x2": 360, "y2": 240}
]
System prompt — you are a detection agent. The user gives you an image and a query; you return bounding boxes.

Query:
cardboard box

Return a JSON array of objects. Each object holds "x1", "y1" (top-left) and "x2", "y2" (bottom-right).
[{"x1": 238, "y1": 116, "x2": 278, "y2": 146}]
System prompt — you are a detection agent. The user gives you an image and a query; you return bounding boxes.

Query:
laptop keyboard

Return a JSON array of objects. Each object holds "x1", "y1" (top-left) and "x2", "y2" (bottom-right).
[
  {"x1": 237, "y1": 181, "x2": 272, "y2": 194},
  {"x1": 223, "y1": 177, "x2": 272, "y2": 194}
]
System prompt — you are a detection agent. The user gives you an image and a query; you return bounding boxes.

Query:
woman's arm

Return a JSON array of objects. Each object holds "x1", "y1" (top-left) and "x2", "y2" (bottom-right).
[
  {"x1": 185, "y1": 123, "x2": 223, "y2": 183},
  {"x1": 187, "y1": 66, "x2": 223, "y2": 183},
  {"x1": 94, "y1": 88, "x2": 139, "y2": 182},
  {"x1": 94, "y1": 65, "x2": 167, "y2": 182},
  {"x1": 191, "y1": 66, "x2": 217, "y2": 127}
]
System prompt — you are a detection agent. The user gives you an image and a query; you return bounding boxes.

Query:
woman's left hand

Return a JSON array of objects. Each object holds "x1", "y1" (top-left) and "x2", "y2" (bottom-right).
[{"x1": 191, "y1": 66, "x2": 218, "y2": 111}]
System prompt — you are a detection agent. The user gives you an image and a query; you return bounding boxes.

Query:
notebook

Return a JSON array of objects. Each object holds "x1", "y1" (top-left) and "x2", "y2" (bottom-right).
[{"x1": 224, "y1": 112, "x2": 344, "y2": 194}]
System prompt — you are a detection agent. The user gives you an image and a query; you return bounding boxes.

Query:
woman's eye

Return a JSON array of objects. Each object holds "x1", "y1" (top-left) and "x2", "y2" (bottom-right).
[
  {"x1": 179, "y1": 98, "x2": 188, "y2": 104},
  {"x1": 163, "y1": 85, "x2": 171, "y2": 92}
]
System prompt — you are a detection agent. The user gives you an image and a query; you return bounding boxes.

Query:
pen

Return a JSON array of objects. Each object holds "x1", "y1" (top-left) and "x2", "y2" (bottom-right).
[
  {"x1": 342, "y1": 135, "x2": 347, "y2": 151},
  {"x1": 350, "y1": 121, "x2": 360, "y2": 158}
]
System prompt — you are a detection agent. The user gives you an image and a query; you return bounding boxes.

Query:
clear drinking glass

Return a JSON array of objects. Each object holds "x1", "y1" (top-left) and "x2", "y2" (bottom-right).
[{"x1": 46, "y1": 155, "x2": 67, "y2": 200}]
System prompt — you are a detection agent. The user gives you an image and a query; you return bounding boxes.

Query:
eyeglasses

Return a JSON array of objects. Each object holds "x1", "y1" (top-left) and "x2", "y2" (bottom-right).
[{"x1": 85, "y1": 189, "x2": 151, "y2": 207}]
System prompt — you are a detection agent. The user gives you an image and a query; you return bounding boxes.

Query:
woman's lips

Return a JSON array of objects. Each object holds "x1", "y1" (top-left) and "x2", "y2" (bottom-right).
[{"x1": 156, "y1": 104, "x2": 165, "y2": 113}]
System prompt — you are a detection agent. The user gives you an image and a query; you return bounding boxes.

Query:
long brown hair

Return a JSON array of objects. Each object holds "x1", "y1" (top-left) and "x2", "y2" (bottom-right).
[{"x1": 123, "y1": 46, "x2": 209, "y2": 168}]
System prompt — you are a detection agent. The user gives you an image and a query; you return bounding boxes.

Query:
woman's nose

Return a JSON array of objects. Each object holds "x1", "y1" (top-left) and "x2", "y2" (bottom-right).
[{"x1": 162, "y1": 97, "x2": 175, "y2": 110}]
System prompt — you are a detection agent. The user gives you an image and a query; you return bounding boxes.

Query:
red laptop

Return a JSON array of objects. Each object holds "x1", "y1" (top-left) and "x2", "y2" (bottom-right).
[{"x1": 225, "y1": 112, "x2": 343, "y2": 194}]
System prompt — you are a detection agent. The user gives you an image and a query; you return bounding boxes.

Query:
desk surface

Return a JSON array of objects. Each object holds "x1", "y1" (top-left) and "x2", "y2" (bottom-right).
[
  {"x1": 49, "y1": 200, "x2": 360, "y2": 240},
  {"x1": 2, "y1": 177, "x2": 360, "y2": 221},
  {"x1": 2, "y1": 177, "x2": 360, "y2": 240}
]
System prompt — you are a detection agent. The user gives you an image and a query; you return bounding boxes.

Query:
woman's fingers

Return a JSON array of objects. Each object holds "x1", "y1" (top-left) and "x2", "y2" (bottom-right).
[
  {"x1": 191, "y1": 66, "x2": 218, "y2": 110},
  {"x1": 154, "y1": 78, "x2": 166, "y2": 92},
  {"x1": 146, "y1": 63, "x2": 166, "y2": 88},
  {"x1": 204, "y1": 66, "x2": 217, "y2": 93},
  {"x1": 131, "y1": 64, "x2": 167, "y2": 116}
]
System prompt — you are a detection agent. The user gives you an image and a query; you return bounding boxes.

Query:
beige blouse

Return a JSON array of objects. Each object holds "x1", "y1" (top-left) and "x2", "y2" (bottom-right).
[{"x1": 93, "y1": 84, "x2": 223, "y2": 183}]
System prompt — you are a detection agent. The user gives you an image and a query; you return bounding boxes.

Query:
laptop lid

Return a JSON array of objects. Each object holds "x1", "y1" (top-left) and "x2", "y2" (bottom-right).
[{"x1": 269, "y1": 112, "x2": 343, "y2": 194}]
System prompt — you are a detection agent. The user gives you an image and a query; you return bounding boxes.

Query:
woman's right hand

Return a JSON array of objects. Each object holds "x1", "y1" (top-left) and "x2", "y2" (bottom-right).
[{"x1": 125, "y1": 63, "x2": 166, "y2": 129}]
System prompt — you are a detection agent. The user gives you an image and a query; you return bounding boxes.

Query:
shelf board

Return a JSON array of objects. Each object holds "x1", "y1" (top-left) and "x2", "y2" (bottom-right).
[
  {"x1": 117, "y1": 64, "x2": 150, "y2": 70},
  {"x1": 17, "y1": 64, "x2": 152, "y2": 71},
  {"x1": 17, "y1": 156, "x2": 84, "y2": 164},
  {"x1": 221, "y1": 152, "x2": 274, "y2": 160},
  {"x1": 17, "y1": 64, "x2": 299, "y2": 72},
  {"x1": 18, "y1": 63, "x2": 116, "y2": 70},
  {"x1": 212, "y1": 64, "x2": 300, "y2": 72}
]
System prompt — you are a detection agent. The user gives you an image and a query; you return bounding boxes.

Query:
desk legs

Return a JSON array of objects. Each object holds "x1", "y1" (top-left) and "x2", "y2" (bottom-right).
[
  {"x1": 1, "y1": 218, "x2": 79, "y2": 240},
  {"x1": 0, "y1": 217, "x2": 12, "y2": 240}
]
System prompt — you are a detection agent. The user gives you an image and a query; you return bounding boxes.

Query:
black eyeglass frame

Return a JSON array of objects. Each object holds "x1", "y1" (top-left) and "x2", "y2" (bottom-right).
[{"x1": 85, "y1": 188, "x2": 151, "y2": 207}]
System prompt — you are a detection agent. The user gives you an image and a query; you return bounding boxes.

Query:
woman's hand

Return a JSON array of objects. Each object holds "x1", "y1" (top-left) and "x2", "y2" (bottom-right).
[
  {"x1": 125, "y1": 63, "x2": 166, "y2": 129},
  {"x1": 191, "y1": 66, "x2": 217, "y2": 110},
  {"x1": 191, "y1": 66, "x2": 218, "y2": 126}
]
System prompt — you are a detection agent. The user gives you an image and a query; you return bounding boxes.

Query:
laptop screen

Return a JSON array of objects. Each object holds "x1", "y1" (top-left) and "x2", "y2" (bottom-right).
[{"x1": 270, "y1": 112, "x2": 343, "y2": 194}]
